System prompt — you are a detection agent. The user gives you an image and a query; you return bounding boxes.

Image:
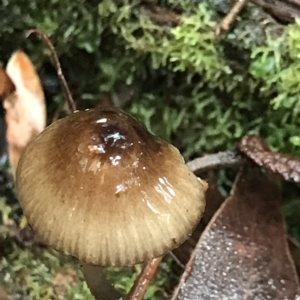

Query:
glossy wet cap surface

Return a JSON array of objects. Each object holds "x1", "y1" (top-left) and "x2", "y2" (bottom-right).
[{"x1": 16, "y1": 107, "x2": 206, "y2": 266}]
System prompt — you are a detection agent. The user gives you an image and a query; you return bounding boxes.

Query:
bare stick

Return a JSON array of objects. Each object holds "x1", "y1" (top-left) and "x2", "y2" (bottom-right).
[
  {"x1": 186, "y1": 150, "x2": 243, "y2": 173},
  {"x1": 216, "y1": 0, "x2": 248, "y2": 34},
  {"x1": 126, "y1": 257, "x2": 163, "y2": 300},
  {"x1": 168, "y1": 251, "x2": 185, "y2": 269},
  {"x1": 25, "y1": 29, "x2": 76, "y2": 113}
]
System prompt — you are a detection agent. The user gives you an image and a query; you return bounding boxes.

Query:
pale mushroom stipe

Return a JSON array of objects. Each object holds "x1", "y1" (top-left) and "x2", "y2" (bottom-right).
[{"x1": 16, "y1": 107, "x2": 207, "y2": 298}]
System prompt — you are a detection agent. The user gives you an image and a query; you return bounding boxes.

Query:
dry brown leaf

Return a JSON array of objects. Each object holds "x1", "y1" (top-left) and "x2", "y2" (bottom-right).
[
  {"x1": 140, "y1": 5, "x2": 179, "y2": 25},
  {"x1": 52, "y1": 268, "x2": 77, "y2": 296},
  {"x1": 3, "y1": 50, "x2": 46, "y2": 176},
  {"x1": 0, "y1": 65, "x2": 15, "y2": 98},
  {"x1": 172, "y1": 164, "x2": 300, "y2": 299},
  {"x1": 0, "y1": 287, "x2": 9, "y2": 300},
  {"x1": 239, "y1": 134, "x2": 300, "y2": 184}
]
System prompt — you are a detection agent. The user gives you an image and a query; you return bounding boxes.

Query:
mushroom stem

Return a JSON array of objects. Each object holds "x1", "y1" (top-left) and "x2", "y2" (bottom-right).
[{"x1": 81, "y1": 263, "x2": 123, "y2": 300}]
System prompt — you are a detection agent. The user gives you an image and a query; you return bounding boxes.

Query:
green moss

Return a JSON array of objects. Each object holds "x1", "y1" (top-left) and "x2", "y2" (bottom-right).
[
  {"x1": 1, "y1": 0, "x2": 299, "y2": 158},
  {"x1": 0, "y1": 241, "x2": 171, "y2": 299},
  {"x1": 1, "y1": 0, "x2": 300, "y2": 297},
  {"x1": 0, "y1": 241, "x2": 93, "y2": 300}
]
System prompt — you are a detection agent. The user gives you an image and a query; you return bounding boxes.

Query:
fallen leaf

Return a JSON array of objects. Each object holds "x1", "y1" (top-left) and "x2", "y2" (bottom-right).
[
  {"x1": 172, "y1": 164, "x2": 300, "y2": 299},
  {"x1": 140, "y1": 3, "x2": 179, "y2": 25},
  {"x1": 239, "y1": 134, "x2": 300, "y2": 184},
  {"x1": 0, "y1": 287, "x2": 8, "y2": 300},
  {"x1": 0, "y1": 65, "x2": 15, "y2": 98},
  {"x1": 52, "y1": 268, "x2": 78, "y2": 296},
  {"x1": 0, "y1": 107, "x2": 7, "y2": 165},
  {"x1": 3, "y1": 50, "x2": 46, "y2": 176}
]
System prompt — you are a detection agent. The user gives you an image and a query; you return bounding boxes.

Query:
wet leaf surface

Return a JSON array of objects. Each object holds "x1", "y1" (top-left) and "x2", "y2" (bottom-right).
[
  {"x1": 239, "y1": 134, "x2": 300, "y2": 184},
  {"x1": 172, "y1": 164, "x2": 300, "y2": 300}
]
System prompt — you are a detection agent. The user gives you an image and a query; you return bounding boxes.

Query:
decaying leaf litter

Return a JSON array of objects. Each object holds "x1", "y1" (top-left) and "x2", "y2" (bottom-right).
[
  {"x1": 0, "y1": 8, "x2": 300, "y2": 300},
  {"x1": 172, "y1": 165, "x2": 300, "y2": 300},
  {"x1": 0, "y1": 49, "x2": 46, "y2": 178}
]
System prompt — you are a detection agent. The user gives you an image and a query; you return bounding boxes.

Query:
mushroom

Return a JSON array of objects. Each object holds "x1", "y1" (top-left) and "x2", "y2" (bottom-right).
[{"x1": 16, "y1": 107, "x2": 206, "y2": 299}]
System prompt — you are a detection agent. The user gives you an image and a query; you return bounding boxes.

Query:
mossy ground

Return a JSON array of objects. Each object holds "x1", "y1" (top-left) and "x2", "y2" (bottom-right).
[
  {"x1": 0, "y1": 240, "x2": 171, "y2": 299},
  {"x1": 1, "y1": 0, "x2": 300, "y2": 298}
]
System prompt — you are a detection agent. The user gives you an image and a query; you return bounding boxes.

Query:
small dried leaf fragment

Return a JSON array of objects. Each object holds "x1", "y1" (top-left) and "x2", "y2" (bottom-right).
[
  {"x1": 172, "y1": 165, "x2": 300, "y2": 300},
  {"x1": 52, "y1": 268, "x2": 78, "y2": 296},
  {"x1": 140, "y1": 3, "x2": 179, "y2": 25},
  {"x1": 0, "y1": 287, "x2": 8, "y2": 300},
  {"x1": 0, "y1": 65, "x2": 15, "y2": 98},
  {"x1": 4, "y1": 50, "x2": 46, "y2": 176},
  {"x1": 239, "y1": 134, "x2": 300, "y2": 184}
]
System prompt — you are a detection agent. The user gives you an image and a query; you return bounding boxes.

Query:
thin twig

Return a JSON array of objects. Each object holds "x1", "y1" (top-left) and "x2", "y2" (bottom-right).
[
  {"x1": 25, "y1": 29, "x2": 76, "y2": 113},
  {"x1": 216, "y1": 0, "x2": 248, "y2": 34},
  {"x1": 125, "y1": 257, "x2": 163, "y2": 300},
  {"x1": 186, "y1": 150, "x2": 243, "y2": 173},
  {"x1": 168, "y1": 251, "x2": 185, "y2": 269}
]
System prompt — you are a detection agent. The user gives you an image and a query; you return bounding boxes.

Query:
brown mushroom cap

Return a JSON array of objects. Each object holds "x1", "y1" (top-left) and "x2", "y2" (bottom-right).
[{"x1": 16, "y1": 107, "x2": 206, "y2": 266}]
